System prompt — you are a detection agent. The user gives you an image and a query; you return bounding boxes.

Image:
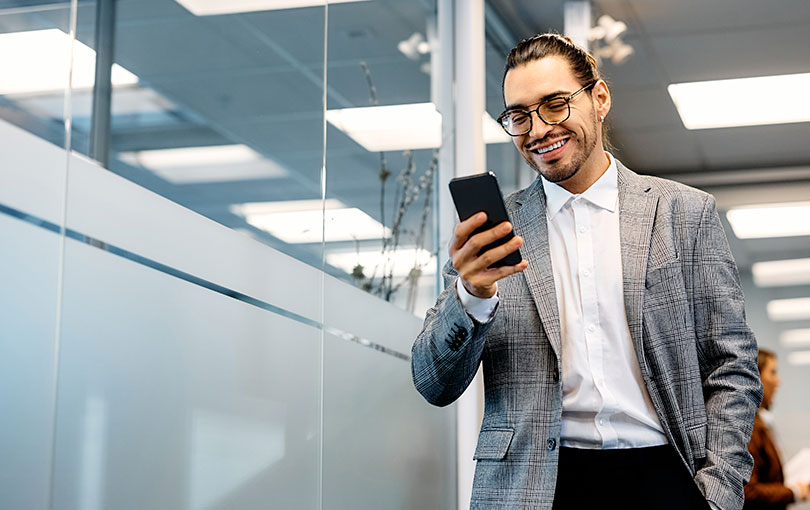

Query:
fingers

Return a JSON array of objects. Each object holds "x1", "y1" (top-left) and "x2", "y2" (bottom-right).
[
  {"x1": 453, "y1": 219, "x2": 514, "y2": 263},
  {"x1": 449, "y1": 212, "x2": 488, "y2": 253},
  {"x1": 459, "y1": 259, "x2": 529, "y2": 298},
  {"x1": 473, "y1": 235, "x2": 524, "y2": 271}
]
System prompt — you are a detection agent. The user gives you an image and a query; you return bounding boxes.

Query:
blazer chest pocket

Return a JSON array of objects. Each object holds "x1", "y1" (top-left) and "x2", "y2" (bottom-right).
[
  {"x1": 645, "y1": 261, "x2": 683, "y2": 290},
  {"x1": 473, "y1": 428, "x2": 514, "y2": 461}
]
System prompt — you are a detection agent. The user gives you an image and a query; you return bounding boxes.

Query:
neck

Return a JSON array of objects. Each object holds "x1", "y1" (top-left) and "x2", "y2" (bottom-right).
[{"x1": 560, "y1": 149, "x2": 611, "y2": 194}]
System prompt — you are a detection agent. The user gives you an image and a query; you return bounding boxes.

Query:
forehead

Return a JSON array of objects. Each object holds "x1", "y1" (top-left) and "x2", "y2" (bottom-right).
[{"x1": 503, "y1": 56, "x2": 581, "y2": 106}]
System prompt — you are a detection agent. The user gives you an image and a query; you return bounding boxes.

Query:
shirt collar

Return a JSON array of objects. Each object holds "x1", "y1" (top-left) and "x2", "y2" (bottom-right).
[{"x1": 541, "y1": 152, "x2": 618, "y2": 219}]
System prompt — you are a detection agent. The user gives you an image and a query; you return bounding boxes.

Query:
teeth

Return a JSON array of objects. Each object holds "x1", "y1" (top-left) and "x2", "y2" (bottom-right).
[{"x1": 536, "y1": 139, "x2": 566, "y2": 154}]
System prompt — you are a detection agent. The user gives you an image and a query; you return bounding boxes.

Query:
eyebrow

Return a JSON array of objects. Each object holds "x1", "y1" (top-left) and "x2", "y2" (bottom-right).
[{"x1": 504, "y1": 89, "x2": 571, "y2": 111}]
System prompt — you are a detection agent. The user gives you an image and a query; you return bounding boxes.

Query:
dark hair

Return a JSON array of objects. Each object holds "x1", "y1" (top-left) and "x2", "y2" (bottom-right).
[
  {"x1": 502, "y1": 32, "x2": 611, "y2": 149},
  {"x1": 757, "y1": 348, "x2": 776, "y2": 374}
]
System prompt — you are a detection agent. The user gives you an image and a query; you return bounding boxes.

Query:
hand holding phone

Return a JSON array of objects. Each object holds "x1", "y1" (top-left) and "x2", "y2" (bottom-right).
[{"x1": 448, "y1": 173, "x2": 528, "y2": 298}]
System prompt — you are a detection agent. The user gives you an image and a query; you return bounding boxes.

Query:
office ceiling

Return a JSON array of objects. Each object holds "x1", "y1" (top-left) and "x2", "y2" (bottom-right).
[{"x1": 1, "y1": 0, "x2": 808, "y2": 306}]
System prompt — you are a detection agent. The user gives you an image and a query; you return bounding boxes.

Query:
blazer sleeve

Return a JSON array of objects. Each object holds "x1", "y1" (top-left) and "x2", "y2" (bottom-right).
[
  {"x1": 744, "y1": 421, "x2": 796, "y2": 505},
  {"x1": 411, "y1": 259, "x2": 497, "y2": 407},
  {"x1": 691, "y1": 195, "x2": 764, "y2": 510}
]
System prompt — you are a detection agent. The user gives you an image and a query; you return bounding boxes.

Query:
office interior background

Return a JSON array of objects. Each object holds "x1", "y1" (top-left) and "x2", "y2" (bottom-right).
[{"x1": 1, "y1": 0, "x2": 809, "y2": 508}]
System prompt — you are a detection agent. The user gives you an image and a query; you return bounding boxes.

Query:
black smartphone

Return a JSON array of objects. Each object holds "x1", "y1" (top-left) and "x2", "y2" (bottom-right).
[{"x1": 449, "y1": 172, "x2": 522, "y2": 268}]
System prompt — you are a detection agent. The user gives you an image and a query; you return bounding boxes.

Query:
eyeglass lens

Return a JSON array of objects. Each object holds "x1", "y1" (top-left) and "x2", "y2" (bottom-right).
[{"x1": 503, "y1": 97, "x2": 569, "y2": 135}]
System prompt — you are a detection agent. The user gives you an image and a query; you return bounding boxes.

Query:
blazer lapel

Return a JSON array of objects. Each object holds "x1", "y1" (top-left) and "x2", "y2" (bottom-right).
[
  {"x1": 617, "y1": 162, "x2": 659, "y2": 369},
  {"x1": 513, "y1": 179, "x2": 562, "y2": 358}
]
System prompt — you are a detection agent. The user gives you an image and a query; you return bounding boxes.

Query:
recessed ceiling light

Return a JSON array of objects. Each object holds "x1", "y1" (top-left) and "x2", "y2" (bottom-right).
[
  {"x1": 0, "y1": 29, "x2": 137, "y2": 95},
  {"x1": 781, "y1": 329, "x2": 810, "y2": 348},
  {"x1": 787, "y1": 350, "x2": 810, "y2": 366},
  {"x1": 668, "y1": 73, "x2": 810, "y2": 129},
  {"x1": 231, "y1": 199, "x2": 390, "y2": 244},
  {"x1": 15, "y1": 86, "x2": 175, "y2": 120},
  {"x1": 767, "y1": 297, "x2": 810, "y2": 322},
  {"x1": 325, "y1": 247, "x2": 435, "y2": 277},
  {"x1": 326, "y1": 103, "x2": 510, "y2": 152},
  {"x1": 752, "y1": 258, "x2": 810, "y2": 287},
  {"x1": 726, "y1": 202, "x2": 810, "y2": 239},
  {"x1": 118, "y1": 145, "x2": 287, "y2": 184},
  {"x1": 175, "y1": 0, "x2": 370, "y2": 16}
]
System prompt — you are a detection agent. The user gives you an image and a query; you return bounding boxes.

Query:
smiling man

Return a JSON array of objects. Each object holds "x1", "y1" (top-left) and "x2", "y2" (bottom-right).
[{"x1": 412, "y1": 33, "x2": 763, "y2": 510}]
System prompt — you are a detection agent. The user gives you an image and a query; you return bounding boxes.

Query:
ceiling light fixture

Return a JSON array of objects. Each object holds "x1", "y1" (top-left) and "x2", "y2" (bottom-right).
[
  {"x1": 781, "y1": 329, "x2": 810, "y2": 348},
  {"x1": 326, "y1": 103, "x2": 510, "y2": 152},
  {"x1": 0, "y1": 29, "x2": 137, "y2": 95},
  {"x1": 726, "y1": 201, "x2": 810, "y2": 239},
  {"x1": 119, "y1": 145, "x2": 287, "y2": 184},
  {"x1": 668, "y1": 72, "x2": 810, "y2": 129},
  {"x1": 231, "y1": 199, "x2": 390, "y2": 244},
  {"x1": 787, "y1": 351, "x2": 810, "y2": 366},
  {"x1": 767, "y1": 297, "x2": 810, "y2": 322},
  {"x1": 175, "y1": 0, "x2": 370, "y2": 16},
  {"x1": 325, "y1": 247, "x2": 435, "y2": 277},
  {"x1": 752, "y1": 258, "x2": 810, "y2": 287},
  {"x1": 588, "y1": 15, "x2": 634, "y2": 65}
]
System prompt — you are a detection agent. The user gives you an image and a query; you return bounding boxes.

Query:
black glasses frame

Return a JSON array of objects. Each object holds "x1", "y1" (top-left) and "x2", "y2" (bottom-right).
[{"x1": 497, "y1": 81, "x2": 597, "y2": 136}]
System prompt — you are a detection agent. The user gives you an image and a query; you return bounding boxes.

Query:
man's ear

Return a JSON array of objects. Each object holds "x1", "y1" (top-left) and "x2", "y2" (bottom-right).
[{"x1": 593, "y1": 79, "x2": 611, "y2": 119}]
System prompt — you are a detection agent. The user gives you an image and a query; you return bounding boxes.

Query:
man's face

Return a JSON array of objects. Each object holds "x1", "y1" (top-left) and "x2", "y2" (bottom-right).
[{"x1": 502, "y1": 56, "x2": 607, "y2": 185}]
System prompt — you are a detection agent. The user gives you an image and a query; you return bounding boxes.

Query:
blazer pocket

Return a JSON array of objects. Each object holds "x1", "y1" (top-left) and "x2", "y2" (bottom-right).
[
  {"x1": 473, "y1": 428, "x2": 514, "y2": 461},
  {"x1": 686, "y1": 423, "x2": 707, "y2": 462},
  {"x1": 645, "y1": 261, "x2": 683, "y2": 290}
]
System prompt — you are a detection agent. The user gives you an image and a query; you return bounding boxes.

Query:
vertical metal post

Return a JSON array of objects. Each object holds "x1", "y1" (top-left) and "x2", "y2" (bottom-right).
[
  {"x1": 564, "y1": 1, "x2": 592, "y2": 50},
  {"x1": 89, "y1": 0, "x2": 116, "y2": 168},
  {"x1": 452, "y1": 1, "x2": 486, "y2": 509}
]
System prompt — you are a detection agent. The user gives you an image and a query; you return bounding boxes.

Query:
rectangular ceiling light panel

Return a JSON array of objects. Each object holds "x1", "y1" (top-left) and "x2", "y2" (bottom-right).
[
  {"x1": 0, "y1": 29, "x2": 137, "y2": 95},
  {"x1": 231, "y1": 200, "x2": 390, "y2": 244},
  {"x1": 119, "y1": 145, "x2": 287, "y2": 184},
  {"x1": 787, "y1": 350, "x2": 810, "y2": 366},
  {"x1": 325, "y1": 247, "x2": 436, "y2": 277},
  {"x1": 176, "y1": 0, "x2": 370, "y2": 15},
  {"x1": 753, "y1": 258, "x2": 810, "y2": 287},
  {"x1": 767, "y1": 297, "x2": 810, "y2": 322},
  {"x1": 326, "y1": 103, "x2": 511, "y2": 152},
  {"x1": 726, "y1": 202, "x2": 810, "y2": 239},
  {"x1": 668, "y1": 73, "x2": 810, "y2": 129},
  {"x1": 781, "y1": 329, "x2": 810, "y2": 348}
]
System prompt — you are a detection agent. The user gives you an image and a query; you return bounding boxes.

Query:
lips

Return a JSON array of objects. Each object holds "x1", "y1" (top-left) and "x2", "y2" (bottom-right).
[{"x1": 528, "y1": 137, "x2": 570, "y2": 159}]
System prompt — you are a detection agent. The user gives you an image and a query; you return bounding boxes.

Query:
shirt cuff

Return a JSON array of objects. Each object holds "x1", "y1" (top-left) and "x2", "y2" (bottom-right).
[
  {"x1": 456, "y1": 278, "x2": 499, "y2": 323},
  {"x1": 708, "y1": 502, "x2": 720, "y2": 510}
]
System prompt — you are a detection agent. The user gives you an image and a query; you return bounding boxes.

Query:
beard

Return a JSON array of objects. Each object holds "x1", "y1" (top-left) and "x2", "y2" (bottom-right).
[{"x1": 523, "y1": 117, "x2": 599, "y2": 184}]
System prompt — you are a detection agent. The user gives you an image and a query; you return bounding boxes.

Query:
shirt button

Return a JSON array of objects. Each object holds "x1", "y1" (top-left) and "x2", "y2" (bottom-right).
[
  {"x1": 547, "y1": 437, "x2": 557, "y2": 450},
  {"x1": 583, "y1": 268, "x2": 592, "y2": 277},
  {"x1": 599, "y1": 419, "x2": 605, "y2": 426},
  {"x1": 588, "y1": 324, "x2": 596, "y2": 332},
  {"x1": 579, "y1": 225, "x2": 587, "y2": 233}
]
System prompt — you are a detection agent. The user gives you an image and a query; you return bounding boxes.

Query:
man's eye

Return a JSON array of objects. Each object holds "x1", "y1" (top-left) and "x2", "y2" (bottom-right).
[
  {"x1": 509, "y1": 112, "x2": 529, "y2": 123},
  {"x1": 543, "y1": 100, "x2": 567, "y2": 112}
]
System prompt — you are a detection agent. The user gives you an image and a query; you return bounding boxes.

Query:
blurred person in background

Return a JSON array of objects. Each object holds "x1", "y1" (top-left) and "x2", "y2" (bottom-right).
[{"x1": 744, "y1": 349, "x2": 810, "y2": 509}]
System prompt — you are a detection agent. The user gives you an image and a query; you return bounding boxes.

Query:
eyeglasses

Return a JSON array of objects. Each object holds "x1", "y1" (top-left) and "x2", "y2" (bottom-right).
[{"x1": 497, "y1": 81, "x2": 597, "y2": 136}]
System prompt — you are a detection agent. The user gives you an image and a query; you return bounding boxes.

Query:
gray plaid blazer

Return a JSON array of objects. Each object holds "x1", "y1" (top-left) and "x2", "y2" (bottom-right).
[{"x1": 412, "y1": 161, "x2": 763, "y2": 510}]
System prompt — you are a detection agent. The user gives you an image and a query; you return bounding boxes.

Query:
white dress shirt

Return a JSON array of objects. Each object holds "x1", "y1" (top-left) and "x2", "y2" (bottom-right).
[{"x1": 458, "y1": 154, "x2": 668, "y2": 450}]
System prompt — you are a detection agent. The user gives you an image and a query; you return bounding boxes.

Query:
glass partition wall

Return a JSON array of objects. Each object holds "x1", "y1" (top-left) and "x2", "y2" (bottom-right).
[{"x1": 0, "y1": 1, "x2": 455, "y2": 509}]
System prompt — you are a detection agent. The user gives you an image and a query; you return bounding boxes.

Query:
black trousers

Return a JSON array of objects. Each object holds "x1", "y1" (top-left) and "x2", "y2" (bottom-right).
[{"x1": 552, "y1": 445, "x2": 711, "y2": 510}]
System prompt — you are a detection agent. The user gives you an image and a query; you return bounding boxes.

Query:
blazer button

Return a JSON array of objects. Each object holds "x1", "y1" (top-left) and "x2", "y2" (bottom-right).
[{"x1": 546, "y1": 438, "x2": 556, "y2": 451}]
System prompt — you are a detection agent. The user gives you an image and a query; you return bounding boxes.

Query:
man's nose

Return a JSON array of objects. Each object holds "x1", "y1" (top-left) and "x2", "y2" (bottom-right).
[{"x1": 528, "y1": 111, "x2": 553, "y2": 140}]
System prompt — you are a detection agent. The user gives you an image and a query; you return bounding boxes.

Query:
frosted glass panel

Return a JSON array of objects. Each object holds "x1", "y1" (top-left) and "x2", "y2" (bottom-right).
[
  {"x1": 0, "y1": 215, "x2": 61, "y2": 510},
  {"x1": 52, "y1": 239, "x2": 321, "y2": 510},
  {"x1": 322, "y1": 333, "x2": 456, "y2": 510}
]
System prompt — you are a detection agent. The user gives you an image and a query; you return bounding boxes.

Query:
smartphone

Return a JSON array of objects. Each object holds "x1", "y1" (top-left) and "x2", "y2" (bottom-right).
[{"x1": 449, "y1": 172, "x2": 522, "y2": 268}]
